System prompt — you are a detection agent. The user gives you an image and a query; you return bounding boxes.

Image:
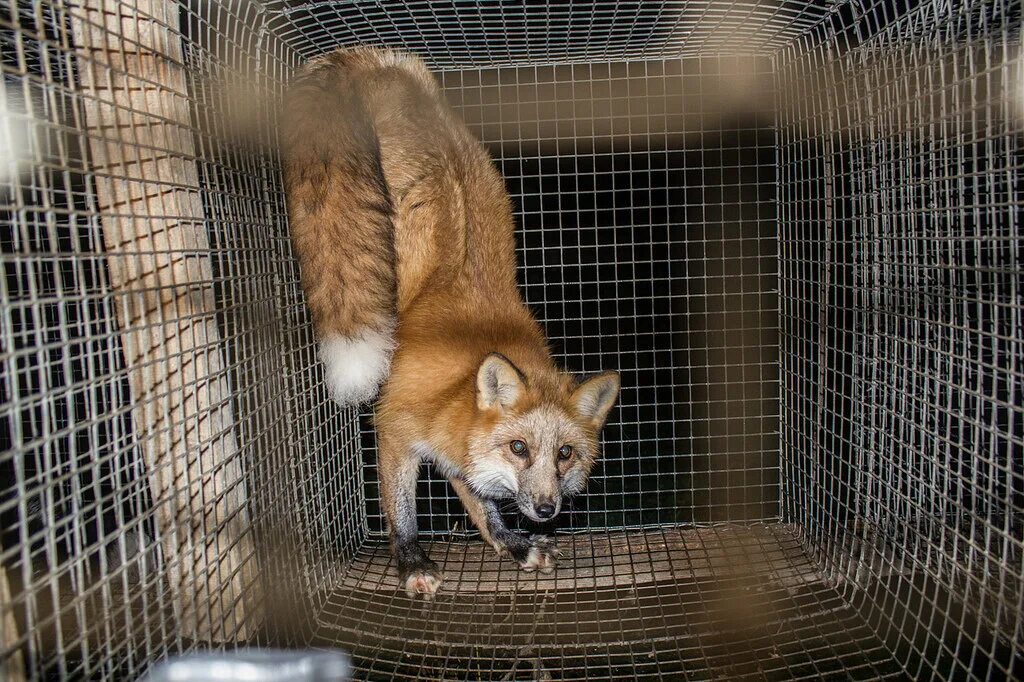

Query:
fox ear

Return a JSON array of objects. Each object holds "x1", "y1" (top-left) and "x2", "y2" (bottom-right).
[
  {"x1": 571, "y1": 371, "x2": 620, "y2": 428},
  {"x1": 476, "y1": 353, "x2": 527, "y2": 411}
]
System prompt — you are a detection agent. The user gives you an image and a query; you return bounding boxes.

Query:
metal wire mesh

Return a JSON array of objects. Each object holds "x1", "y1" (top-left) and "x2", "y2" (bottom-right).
[
  {"x1": 777, "y1": 0, "x2": 1024, "y2": 679},
  {"x1": 315, "y1": 526, "x2": 905, "y2": 680},
  {"x1": 265, "y1": 0, "x2": 837, "y2": 69},
  {"x1": 0, "y1": 0, "x2": 352, "y2": 676},
  {"x1": 0, "y1": 0, "x2": 1021, "y2": 679}
]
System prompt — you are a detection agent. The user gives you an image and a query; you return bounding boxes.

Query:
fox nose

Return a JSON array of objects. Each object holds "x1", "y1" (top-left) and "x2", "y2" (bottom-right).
[{"x1": 535, "y1": 503, "x2": 556, "y2": 519}]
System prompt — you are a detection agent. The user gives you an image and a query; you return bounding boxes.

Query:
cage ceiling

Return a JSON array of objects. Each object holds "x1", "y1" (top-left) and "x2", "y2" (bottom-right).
[
  {"x1": 264, "y1": 0, "x2": 837, "y2": 67},
  {"x1": 1, "y1": 0, "x2": 1022, "y2": 680}
]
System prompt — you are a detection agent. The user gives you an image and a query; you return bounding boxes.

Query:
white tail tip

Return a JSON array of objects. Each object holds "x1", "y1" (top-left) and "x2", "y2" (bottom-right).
[{"x1": 320, "y1": 329, "x2": 394, "y2": 406}]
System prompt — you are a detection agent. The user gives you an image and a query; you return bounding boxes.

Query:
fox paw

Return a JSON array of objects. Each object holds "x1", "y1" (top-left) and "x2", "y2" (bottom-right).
[
  {"x1": 401, "y1": 568, "x2": 442, "y2": 599},
  {"x1": 395, "y1": 544, "x2": 441, "y2": 599},
  {"x1": 519, "y1": 535, "x2": 560, "y2": 574}
]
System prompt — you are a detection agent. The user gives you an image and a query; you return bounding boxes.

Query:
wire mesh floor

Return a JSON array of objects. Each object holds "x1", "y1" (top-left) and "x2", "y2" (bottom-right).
[{"x1": 313, "y1": 525, "x2": 906, "y2": 680}]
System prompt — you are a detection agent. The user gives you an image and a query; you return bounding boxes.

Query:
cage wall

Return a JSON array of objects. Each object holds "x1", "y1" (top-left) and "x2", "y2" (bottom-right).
[
  {"x1": 0, "y1": 0, "x2": 355, "y2": 676},
  {"x1": 777, "y1": 0, "x2": 1024, "y2": 679},
  {"x1": 0, "y1": 0, "x2": 1022, "y2": 680}
]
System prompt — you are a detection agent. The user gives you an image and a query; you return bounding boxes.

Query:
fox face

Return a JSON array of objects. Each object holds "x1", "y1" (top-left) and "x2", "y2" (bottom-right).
[{"x1": 466, "y1": 354, "x2": 619, "y2": 522}]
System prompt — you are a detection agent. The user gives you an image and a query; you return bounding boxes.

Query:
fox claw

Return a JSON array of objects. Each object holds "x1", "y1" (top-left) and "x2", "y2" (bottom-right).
[{"x1": 520, "y1": 535, "x2": 559, "y2": 574}]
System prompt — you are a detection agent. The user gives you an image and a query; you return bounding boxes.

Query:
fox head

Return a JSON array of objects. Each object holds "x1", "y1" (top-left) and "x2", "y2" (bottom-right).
[{"x1": 465, "y1": 353, "x2": 620, "y2": 522}]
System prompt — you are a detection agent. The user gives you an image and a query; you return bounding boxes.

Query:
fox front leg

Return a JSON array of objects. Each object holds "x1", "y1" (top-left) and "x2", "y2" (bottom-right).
[
  {"x1": 379, "y1": 436, "x2": 441, "y2": 598},
  {"x1": 481, "y1": 499, "x2": 560, "y2": 574},
  {"x1": 449, "y1": 477, "x2": 560, "y2": 573}
]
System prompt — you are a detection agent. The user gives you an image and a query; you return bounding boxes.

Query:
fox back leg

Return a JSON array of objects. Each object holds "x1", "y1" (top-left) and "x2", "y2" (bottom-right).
[{"x1": 378, "y1": 434, "x2": 441, "y2": 597}]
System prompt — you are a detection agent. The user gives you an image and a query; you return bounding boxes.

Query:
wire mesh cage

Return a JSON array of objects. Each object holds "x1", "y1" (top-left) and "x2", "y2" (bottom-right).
[{"x1": 0, "y1": 0, "x2": 1021, "y2": 679}]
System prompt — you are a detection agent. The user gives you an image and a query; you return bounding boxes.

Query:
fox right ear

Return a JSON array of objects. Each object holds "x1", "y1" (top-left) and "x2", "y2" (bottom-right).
[
  {"x1": 571, "y1": 371, "x2": 620, "y2": 429},
  {"x1": 476, "y1": 353, "x2": 526, "y2": 411}
]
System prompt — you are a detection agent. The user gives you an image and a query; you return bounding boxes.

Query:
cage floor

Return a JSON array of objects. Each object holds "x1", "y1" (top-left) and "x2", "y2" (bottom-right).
[{"x1": 312, "y1": 524, "x2": 907, "y2": 680}]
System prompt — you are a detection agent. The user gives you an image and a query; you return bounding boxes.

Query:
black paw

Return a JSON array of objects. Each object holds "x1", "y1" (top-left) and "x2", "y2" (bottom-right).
[
  {"x1": 394, "y1": 544, "x2": 442, "y2": 599},
  {"x1": 501, "y1": 534, "x2": 560, "y2": 574}
]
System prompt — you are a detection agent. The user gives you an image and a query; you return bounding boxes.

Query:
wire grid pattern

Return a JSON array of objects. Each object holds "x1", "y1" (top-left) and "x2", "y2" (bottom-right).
[
  {"x1": 778, "y1": 0, "x2": 1024, "y2": 679},
  {"x1": 1, "y1": 0, "x2": 1022, "y2": 680},
  {"x1": 356, "y1": 57, "x2": 781, "y2": 536},
  {"x1": 315, "y1": 525, "x2": 907, "y2": 680},
  {"x1": 264, "y1": 0, "x2": 838, "y2": 69},
  {"x1": 0, "y1": 0, "x2": 355, "y2": 677}
]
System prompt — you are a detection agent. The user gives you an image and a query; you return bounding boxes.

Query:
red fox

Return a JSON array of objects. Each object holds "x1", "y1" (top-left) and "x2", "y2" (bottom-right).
[{"x1": 283, "y1": 47, "x2": 619, "y2": 598}]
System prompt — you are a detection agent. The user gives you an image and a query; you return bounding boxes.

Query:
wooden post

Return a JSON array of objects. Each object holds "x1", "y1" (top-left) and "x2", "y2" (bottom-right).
[
  {"x1": 69, "y1": 0, "x2": 260, "y2": 640},
  {"x1": 0, "y1": 565, "x2": 25, "y2": 682}
]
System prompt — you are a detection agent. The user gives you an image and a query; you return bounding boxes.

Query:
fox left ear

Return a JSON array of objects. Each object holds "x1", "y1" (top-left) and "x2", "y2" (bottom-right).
[
  {"x1": 477, "y1": 353, "x2": 527, "y2": 411},
  {"x1": 571, "y1": 371, "x2": 620, "y2": 428}
]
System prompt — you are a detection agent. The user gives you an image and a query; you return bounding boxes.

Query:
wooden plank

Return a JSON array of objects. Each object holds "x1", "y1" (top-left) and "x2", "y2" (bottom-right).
[
  {"x1": 0, "y1": 564, "x2": 25, "y2": 682},
  {"x1": 69, "y1": 0, "x2": 260, "y2": 641}
]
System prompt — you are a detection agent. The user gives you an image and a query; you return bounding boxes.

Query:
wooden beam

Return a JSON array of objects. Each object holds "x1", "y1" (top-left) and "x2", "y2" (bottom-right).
[
  {"x1": 69, "y1": 0, "x2": 261, "y2": 641},
  {"x1": 0, "y1": 564, "x2": 25, "y2": 682}
]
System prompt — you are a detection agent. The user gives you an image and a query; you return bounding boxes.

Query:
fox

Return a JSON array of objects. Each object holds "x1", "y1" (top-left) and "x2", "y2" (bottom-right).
[{"x1": 282, "y1": 47, "x2": 619, "y2": 598}]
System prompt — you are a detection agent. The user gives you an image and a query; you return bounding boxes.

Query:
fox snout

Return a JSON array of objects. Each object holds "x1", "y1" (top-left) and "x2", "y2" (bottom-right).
[
  {"x1": 516, "y1": 474, "x2": 563, "y2": 521},
  {"x1": 518, "y1": 493, "x2": 561, "y2": 522},
  {"x1": 534, "y1": 500, "x2": 556, "y2": 519}
]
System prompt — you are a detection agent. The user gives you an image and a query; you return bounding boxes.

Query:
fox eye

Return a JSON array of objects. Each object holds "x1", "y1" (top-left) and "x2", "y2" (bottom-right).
[
  {"x1": 510, "y1": 440, "x2": 528, "y2": 456},
  {"x1": 558, "y1": 444, "x2": 573, "y2": 460}
]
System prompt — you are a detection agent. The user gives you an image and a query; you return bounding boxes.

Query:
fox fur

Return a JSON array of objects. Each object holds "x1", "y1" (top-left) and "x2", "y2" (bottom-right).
[{"x1": 283, "y1": 47, "x2": 619, "y2": 597}]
